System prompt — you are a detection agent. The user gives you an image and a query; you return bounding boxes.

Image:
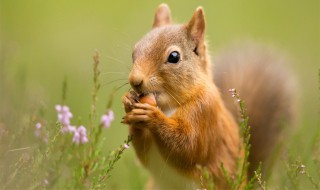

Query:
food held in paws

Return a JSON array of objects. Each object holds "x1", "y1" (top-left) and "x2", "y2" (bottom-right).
[{"x1": 139, "y1": 93, "x2": 157, "y2": 106}]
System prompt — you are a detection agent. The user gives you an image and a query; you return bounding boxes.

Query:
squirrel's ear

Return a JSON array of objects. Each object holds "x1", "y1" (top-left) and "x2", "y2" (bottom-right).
[
  {"x1": 187, "y1": 7, "x2": 206, "y2": 48},
  {"x1": 153, "y1": 4, "x2": 172, "y2": 28}
]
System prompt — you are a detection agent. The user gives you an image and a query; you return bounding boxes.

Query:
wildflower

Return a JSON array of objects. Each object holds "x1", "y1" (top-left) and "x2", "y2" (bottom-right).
[
  {"x1": 36, "y1": 122, "x2": 42, "y2": 129},
  {"x1": 72, "y1": 126, "x2": 88, "y2": 144},
  {"x1": 35, "y1": 123, "x2": 49, "y2": 143},
  {"x1": 35, "y1": 122, "x2": 42, "y2": 137},
  {"x1": 68, "y1": 125, "x2": 77, "y2": 133},
  {"x1": 55, "y1": 104, "x2": 73, "y2": 133},
  {"x1": 228, "y1": 88, "x2": 235, "y2": 92},
  {"x1": 124, "y1": 143, "x2": 130, "y2": 149},
  {"x1": 100, "y1": 110, "x2": 115, "y2": 128},
  {"x1": 228, "y1": 88, "x2": 237, "y2": 97},
  {"x1": 61, "y1": 125, "x2": 75, "y2": 134}
]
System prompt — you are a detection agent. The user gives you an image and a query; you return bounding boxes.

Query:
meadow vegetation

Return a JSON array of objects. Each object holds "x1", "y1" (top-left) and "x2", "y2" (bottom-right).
[
  {"x1": 0, "y1": 1, "x2": 319, "y2": 189},
  {"x1": 0, "y1": 51, "x2": 319, "y2": 189}
]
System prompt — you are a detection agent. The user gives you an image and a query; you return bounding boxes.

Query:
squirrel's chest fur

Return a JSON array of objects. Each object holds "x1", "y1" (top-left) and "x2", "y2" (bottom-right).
[
  {"x1": 147, "y1": 140, "x2": 197, "y2": 190},
  {"x1": 145, "y1": 108, "x2": 198, "y2": 190}
]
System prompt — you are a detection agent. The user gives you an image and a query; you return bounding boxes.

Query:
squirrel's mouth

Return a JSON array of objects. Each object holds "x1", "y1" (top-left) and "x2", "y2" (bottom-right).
[{"x1": 139, "y1": 91, "x2": 158, "y2": 99}]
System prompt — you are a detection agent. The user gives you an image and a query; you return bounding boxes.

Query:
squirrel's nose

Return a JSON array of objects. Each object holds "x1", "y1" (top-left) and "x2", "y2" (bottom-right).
[
  {"x1": 129, "y1": 68, "x2": 145, "y2": 94},
  {"x1": 130, "y1": 79, "x2": 144, "y2": 94}
]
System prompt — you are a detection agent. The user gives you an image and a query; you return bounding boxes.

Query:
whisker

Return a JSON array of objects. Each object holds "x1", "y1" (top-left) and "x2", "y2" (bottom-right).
[
  {"x1": 104, "y1": 55, "x2": 126, "y2": 64},
  {"x1": 105, "y1": 82, "x2": 130, "y2": 108},
  {"x1": 114, "y1": 82, "x2": 129, "y2": 92},
  {"x1": 163, "y1": 85, "x2": 181, "y2": 106},
  {"x1": 100, "y1": 72, "x2": 128, "y2": 76},
  {"x1": 103, "y1": 55, "x2": 131, "y2": 71},
  {"x1": 101, "y1": 79, "x2": 128, "y2": 86},
  {"x1": 149, "y1": 81, "x2": 181, "y2": 107},
  {"x1": 108, "y1": 28, "x2": 135, "y2": 45},
  {"x1": 167, "y1": 101, "x2": 174, "y2": 112},
  {"x1": 116, "y1": 43, "x2": 133, "y2": 53}
]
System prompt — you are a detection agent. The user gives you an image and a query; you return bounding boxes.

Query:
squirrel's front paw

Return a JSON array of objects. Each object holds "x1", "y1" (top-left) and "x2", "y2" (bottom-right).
[
  {"x1": 122, "y1": 91, "x2": 139, "y2": 113},
  {"x1": 123, "y1": 103, "x2": 165, "y2": 128}
]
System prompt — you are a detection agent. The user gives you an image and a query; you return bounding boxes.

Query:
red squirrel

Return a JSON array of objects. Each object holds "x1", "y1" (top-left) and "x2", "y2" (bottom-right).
[{"x1": 122, "y1": 4, "x2": 295, "y2": 190}]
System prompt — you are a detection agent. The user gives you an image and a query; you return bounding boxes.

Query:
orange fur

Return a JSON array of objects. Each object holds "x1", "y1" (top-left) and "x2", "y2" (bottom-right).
[
  {"x1": 122, "y1": 4, "x2": 240, "y2": 189},
  {"x1": 122, "y1": 3, "x2": 295, "y2": 190}
]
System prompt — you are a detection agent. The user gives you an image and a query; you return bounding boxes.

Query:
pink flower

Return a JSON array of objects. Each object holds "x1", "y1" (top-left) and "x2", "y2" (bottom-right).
[
  {"x1": 124, "y1": 143, "x2": 130, "y2": 149},
  {"x1": 228, "y1": 88, "x2": 237, "y2": 97},
  {"x1": 100, "y1": 110, "x2": 114, "y2": 128},
  {"x1": 72, "y1": 126, "x2": 88, "y2": 144},
  {"x1": 68, "y1": 126, "x2": 76, "y2": 133},
  {"x1": 55, "y1": 105, "x2": 73, "y2": 134},
  {"x1": 35, "y1": 123, "x2": 49, "y2": 143},
  {"x1": 35, "y1": 122, "x2": 42, "y2": 137},
  {"x1": 36, "y1": 123, "x2": 42, "y2": 129},
  {"x1": 61, "y1": 125, "x2": 76, "y2": 134},
  {"x1": 228, "y1": 88, "x2": 236, "y2": 93}
]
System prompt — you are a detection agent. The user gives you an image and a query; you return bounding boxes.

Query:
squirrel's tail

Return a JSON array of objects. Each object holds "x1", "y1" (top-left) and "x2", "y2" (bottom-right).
[{"x1": 213, "y1": 42, "x2": 296, "y2": 175}]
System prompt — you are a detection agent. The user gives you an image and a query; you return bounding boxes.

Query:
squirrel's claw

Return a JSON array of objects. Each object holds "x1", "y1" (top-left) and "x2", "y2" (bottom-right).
[{"x1": 122, "y1": 91, "x2": 139, "y2": 113}]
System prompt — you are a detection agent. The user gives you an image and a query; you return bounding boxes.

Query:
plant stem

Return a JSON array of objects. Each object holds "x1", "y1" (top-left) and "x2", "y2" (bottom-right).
[{"x1": 90, "y1": 50, "x2": 100, "y2": 130}]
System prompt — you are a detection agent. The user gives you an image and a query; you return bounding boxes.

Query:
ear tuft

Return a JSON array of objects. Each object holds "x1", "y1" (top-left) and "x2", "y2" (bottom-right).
[
  {"x1": 187, "y1": 7, "x2": 206, "y2": 46},
  {"x1": 153, "y1": 3, "x2": 172, "y2": 28}
]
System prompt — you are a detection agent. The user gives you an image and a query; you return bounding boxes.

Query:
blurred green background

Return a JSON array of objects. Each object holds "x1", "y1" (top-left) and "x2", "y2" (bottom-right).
[{"x1": 0, "y1": 0, "x2": 319, "y2": 189}]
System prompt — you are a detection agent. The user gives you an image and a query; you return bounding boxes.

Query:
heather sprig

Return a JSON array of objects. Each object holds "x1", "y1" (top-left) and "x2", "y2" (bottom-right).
[
  {"x1": 225, "y1": 88, "x2": 252, "y2": 189},
  {"x1": 293, "y1": 160, "x2": 319, "y2": 189},
  {"x1": 2, "y1": 50, "x2": 132, "y2": 189},
  {"x1": 70, "y1": 50, "x2": 131, "y2": 188},
  {"x1": 92, "y1": 135, "x2": 132, "y2": 189},
  {"x1": 197, "y1": 164, "x2": 215, "y2": 190},
  {"x1": 220, "y1": 88, "x2": 265, "y2": 190},
  {"x1": 254, "y1": 163, "x2": 267, "y2": 190},
  {"x1": 90, "y1": 49, "x2": 101, "y2": 130},
  {"x1": 55, "y1": 104, "x2": 74, "y2": 134}
]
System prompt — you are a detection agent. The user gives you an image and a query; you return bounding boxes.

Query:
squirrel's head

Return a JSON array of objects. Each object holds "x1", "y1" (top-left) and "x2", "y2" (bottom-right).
[{"x1": 129, "y1": 4, "x2": 212, "y2": 110}]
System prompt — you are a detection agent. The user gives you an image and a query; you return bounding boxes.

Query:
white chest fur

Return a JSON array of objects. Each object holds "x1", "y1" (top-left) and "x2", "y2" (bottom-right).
[
  {"x1": 147, "y1": 143, "x2": 198, "y2": 190},
  {"x1": 146, "y1": 107, "x2": 198, "y2": 190},
  {"x1": 163, "y1": 108, "x2": 177, "y2": 117}
]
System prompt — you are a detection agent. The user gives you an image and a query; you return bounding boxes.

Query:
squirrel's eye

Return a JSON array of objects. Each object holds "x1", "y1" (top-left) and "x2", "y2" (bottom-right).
[{"x1": 167, "y1": 51, "x2": 180, "y2": 64}]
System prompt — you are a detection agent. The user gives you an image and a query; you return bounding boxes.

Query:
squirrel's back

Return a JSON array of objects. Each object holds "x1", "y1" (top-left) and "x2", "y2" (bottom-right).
[{"x1": 214, "y1": 42, "x2": 296, "y2": 175}]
